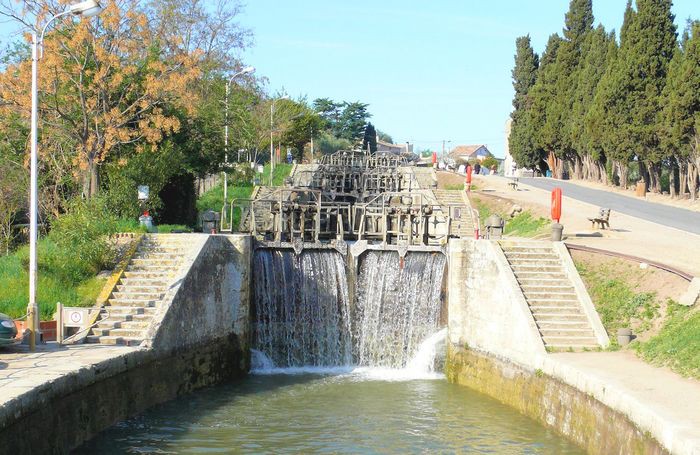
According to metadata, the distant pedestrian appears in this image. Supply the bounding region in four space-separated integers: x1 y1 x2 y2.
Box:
474 162 481 175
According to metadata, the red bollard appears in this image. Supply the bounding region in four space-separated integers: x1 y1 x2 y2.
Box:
551 187 562 223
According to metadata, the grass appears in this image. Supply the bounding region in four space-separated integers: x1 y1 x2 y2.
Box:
576 261 659 335
472 196 549 238
0 240 107 320
634 305 700 379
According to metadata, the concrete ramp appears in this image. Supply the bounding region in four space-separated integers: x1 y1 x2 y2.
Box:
499 240 609 350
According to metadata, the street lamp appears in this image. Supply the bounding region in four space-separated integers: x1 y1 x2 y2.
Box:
27 0 104 351
270 95 289 185
223 66 255 204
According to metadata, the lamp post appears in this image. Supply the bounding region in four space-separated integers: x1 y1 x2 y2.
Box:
27 0 104 351
270 95 289 185
223 66 255 204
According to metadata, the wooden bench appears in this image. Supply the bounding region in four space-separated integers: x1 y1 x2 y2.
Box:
507 178 519 190
588 208 611 229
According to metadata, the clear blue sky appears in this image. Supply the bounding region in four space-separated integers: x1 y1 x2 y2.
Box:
241 0 697 157
0 1 696 158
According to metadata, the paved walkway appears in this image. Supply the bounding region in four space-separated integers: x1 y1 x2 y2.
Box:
0 343 137 410
550 352 700 455
471 175 700 276
520 177 700 235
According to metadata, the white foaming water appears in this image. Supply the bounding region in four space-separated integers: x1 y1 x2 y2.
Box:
251 329 447 381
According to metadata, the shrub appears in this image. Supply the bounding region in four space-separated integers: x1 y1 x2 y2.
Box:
46 197 119 282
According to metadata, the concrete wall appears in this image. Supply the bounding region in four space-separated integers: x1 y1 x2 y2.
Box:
0 234 253 454
447 238 546 366
447 345 667 455
147 235 252 355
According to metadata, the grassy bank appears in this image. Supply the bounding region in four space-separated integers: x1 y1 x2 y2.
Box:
0 240 107 320
635 306 700 379
472 195 549 238
575 255 699 379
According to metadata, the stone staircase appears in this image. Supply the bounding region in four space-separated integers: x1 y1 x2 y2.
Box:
500 241 602 350
86 234 194 346
433 189 474 238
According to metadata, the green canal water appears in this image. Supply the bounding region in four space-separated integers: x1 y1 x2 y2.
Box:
76 370 584 454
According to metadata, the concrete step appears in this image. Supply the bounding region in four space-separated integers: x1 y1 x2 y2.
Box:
530 305 582 314
122 271 172 279
543 336 599 346
531 312 588 322
133 252 183 260
126 264 179 272
111 291 163 301
536 320 591 330
85 335 143 346
103 306 157 315
100 328 145 338
505 251 558 258
517 278 571 287
108 298 156 308
130 258 180 266
96 319 150 330
527 298 579 306
508 258 561 265
510 265 564 273
118 277 169 287
115 284 168 294
539 328 596 337
524 292 578 300
521 284 576 292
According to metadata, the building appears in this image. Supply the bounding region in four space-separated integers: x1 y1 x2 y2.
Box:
449 144 492 163
376 140 413 155
503 118 534 177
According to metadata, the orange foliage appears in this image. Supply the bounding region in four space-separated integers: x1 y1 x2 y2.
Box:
0 0 205 196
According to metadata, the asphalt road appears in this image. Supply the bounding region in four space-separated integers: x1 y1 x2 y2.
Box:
519 178 700 235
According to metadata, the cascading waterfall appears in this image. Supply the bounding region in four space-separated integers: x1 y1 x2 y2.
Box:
354 251 446 368
253 249 352 367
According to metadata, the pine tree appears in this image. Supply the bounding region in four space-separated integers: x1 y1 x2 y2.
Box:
509 35 541 169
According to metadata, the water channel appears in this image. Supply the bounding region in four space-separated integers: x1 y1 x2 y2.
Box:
76 369 583 454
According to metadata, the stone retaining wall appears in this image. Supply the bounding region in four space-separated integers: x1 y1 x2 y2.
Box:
446 345 667 455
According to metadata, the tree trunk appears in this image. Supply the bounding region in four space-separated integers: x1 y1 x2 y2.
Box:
689 161 699 202
82 158 100 198
548 150 564 179
639 161 649 192
615 160 628 188
669 158 678 198
572 155 583 180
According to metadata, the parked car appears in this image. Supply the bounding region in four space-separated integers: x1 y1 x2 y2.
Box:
0 313 20 347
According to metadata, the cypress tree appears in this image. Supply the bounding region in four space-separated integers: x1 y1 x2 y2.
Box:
362 122 378 153
571 25 614 182
509 35 541 170
617 0 677 191
529 33 564 175
554 0 594 179
660 21 700 199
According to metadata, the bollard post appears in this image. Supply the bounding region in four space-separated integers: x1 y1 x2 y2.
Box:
56 302 63 344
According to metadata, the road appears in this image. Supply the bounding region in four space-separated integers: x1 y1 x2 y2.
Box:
520 178 700 235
